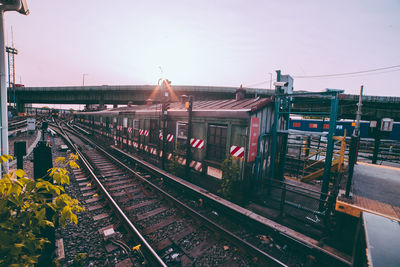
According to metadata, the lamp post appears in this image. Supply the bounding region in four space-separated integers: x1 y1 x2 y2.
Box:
82 73 88 86
0 0 29 174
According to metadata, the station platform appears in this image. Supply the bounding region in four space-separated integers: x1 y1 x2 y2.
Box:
336 162 400 221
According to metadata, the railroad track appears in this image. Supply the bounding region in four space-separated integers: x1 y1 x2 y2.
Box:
57 121 351 266
8 118 27 132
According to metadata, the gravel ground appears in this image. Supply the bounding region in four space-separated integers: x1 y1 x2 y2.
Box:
8 130 39 176
51 134 142 267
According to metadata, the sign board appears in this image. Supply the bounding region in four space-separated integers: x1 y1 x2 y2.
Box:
248 117 260 162
207 166 222 179
27 118 36 131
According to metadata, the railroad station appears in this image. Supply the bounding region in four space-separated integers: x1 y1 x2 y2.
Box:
4 72 399 266
1 1 400 266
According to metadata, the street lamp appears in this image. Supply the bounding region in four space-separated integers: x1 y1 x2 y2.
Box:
0 0 29 173
82 73 88 86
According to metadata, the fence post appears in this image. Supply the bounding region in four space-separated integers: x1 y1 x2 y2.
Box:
345 136 357 198
279 183 286 218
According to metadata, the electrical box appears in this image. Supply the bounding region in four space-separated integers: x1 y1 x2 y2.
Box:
14 141 26 157
27 118 36 131
370 121 377 128
280 75 294 94
380 118 394 132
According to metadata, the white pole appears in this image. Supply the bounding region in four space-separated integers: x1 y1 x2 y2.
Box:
0 10 9 172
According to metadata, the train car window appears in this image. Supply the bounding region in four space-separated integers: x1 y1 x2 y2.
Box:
176 122 188 152
150 119 159 144
207 124 227 161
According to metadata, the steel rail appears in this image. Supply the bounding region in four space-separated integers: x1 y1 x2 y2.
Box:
111 147 352 266
68 121 352 266
53 122 167 267
64 123 288 266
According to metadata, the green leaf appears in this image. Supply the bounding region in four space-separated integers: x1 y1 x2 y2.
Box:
55 157 65 163
15 169 26 178
43 220 54 227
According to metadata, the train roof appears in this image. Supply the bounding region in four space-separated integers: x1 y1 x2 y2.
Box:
79 97 273 119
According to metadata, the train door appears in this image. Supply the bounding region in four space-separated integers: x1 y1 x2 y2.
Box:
123 117 128 150
132 119 139 152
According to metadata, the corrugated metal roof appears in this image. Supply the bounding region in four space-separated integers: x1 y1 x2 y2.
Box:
80 97 272 115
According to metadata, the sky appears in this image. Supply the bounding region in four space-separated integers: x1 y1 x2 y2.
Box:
5 0 400 97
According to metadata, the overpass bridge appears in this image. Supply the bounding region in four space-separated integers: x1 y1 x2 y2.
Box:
9 85 400 121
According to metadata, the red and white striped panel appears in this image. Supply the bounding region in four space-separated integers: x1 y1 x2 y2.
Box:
128 140 132 146
128 127 133 133
159 132 174 142
230 145 245 158
144 145 149 152
123 139 127 144
110 124 113 129
158 151 173 160
190 138 204 149
151 148 158 156
139 129 149 136
177 157 187 166
103 123 106 127
139 143 143 150
133 142 138 149
189 161 203 172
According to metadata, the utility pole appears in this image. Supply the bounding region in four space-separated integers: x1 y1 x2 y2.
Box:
161 80 170 170
354 85 363 137
185 96 193 178
0 1 29 174
345 85 363 198
6 46 17 107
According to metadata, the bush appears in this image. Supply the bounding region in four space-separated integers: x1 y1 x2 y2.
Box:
0 154 85 266
219 156 240 201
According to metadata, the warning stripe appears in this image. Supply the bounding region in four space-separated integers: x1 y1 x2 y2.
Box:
230 145 244 158
139 129 149 136
159 132 174 142
190 138 204 149
189 161 203 172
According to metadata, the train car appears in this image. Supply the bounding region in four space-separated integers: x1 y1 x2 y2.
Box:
290 119 400 140
74 89 279 194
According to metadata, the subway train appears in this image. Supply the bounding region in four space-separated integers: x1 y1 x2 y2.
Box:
289 118 399 141
73 93 279 193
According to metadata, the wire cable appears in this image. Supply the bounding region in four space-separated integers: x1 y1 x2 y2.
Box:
244 79 275 88
293 64 400 79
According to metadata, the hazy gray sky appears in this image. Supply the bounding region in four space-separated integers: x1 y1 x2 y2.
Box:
5 0 400 96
